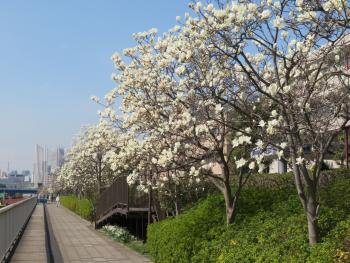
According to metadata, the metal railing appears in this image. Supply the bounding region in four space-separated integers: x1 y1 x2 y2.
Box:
95 176 149 223
0 197 37 262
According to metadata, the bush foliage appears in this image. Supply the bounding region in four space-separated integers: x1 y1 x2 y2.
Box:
101 224 148 255
61 195 94 221
147 170 350 263
102 225 135 243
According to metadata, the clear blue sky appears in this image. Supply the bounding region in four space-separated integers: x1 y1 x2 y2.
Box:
0 0 190 172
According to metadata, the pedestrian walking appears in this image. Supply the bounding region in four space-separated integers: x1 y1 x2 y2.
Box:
55 194 60 207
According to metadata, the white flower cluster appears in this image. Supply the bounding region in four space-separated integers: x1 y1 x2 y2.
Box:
232 135 252 148
58 0 350 210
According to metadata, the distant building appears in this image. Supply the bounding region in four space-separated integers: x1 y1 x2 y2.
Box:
33 144 45 186
0 170 25 185
22 170 31 182
33 145 64 186
46 147 65 185
22 170 30 177
9 170 18 177
1 171 7 178
47 147 65 172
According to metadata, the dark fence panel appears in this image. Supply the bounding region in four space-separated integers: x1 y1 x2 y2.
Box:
95 176 149 222
128 185 149 208
95 176 128 220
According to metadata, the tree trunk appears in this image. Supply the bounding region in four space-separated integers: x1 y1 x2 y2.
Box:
306 192 318 244
174 184 179 216
208 158 237 225
97 178 101 195
97 160 102 195
226 207 234 224
223 186 237 225
96 152 103 195
287 135 318 244
174 201 179 216
226 201 237 225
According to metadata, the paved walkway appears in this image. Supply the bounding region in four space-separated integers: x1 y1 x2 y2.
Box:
11 204 47 262
46 204 151 263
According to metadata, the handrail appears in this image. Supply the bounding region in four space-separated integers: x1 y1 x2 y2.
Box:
0 197 37 262
0 197 35 214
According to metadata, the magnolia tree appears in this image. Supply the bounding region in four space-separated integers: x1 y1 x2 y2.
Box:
98 25 259 225
97 0 350 244
58 151 97 197
98 124 212 216
49 168 67 196
182 0 350 244
58 122 119 198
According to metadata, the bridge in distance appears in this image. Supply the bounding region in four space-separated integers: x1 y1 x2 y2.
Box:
0 188 38 194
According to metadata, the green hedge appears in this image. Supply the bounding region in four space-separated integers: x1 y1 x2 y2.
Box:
61 195 94 221
147 194 225 262
244 168 350 189
147 170 350 263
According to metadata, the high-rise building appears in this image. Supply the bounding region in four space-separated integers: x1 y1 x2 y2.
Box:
46 147 65 185
33 144 45 186
48 147 65 172
33 145 64 186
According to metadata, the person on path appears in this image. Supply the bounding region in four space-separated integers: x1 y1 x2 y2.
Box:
55 194 60 207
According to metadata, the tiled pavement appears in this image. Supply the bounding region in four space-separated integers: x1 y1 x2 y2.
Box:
11 204 47 262
46 204 151 263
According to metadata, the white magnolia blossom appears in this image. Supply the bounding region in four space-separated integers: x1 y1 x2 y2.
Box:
232 135 252 148
273 16 284 29
215 104 223 114
271 110 278 117
258 163 266 173
256 140 264 149
190 166 200 177
261 9 271 19
280 142 287 149
259 120 266 128
277 150 284 160
58 122 120 195
235 158 247 168
248 161 256 170
296 157 304 165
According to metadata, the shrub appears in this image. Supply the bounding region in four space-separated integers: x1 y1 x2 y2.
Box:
147 194 225 263
147 171 350 263
102 225 135 243
61 195 94 221
244 168 350 189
